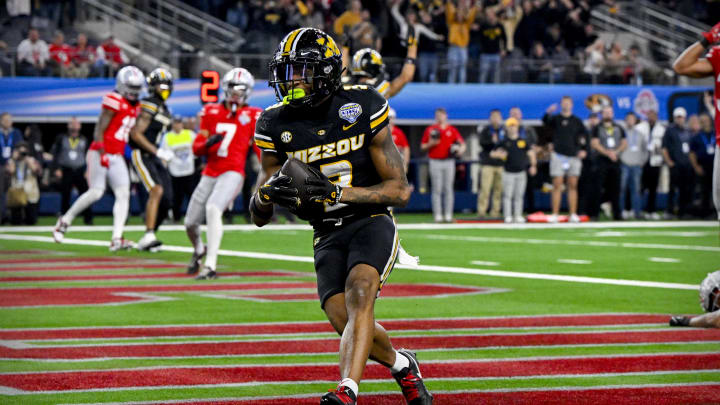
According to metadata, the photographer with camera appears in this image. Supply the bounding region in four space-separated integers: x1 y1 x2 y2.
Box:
421 107 466 223
0 112 24 224
5 141 41 225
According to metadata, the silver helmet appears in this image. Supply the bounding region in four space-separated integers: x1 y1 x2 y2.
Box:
222 67 254 105
699 270 720 312
115 65 145 102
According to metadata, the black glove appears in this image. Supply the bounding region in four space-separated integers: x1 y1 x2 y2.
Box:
669 316 691 327
306 175 342 206
258 173 299 208
205 134 224 148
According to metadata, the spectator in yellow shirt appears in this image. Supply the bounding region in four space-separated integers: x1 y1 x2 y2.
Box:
334 0 363 37
446 0 477 83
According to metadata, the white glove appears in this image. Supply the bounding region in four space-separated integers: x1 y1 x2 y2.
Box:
156 148 175 162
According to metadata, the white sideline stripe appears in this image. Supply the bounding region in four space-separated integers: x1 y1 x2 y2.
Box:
0 386 25 395
0 234 699 290
3 352 716 376
0 220 717 233
558 259 593 265
11 328 693 348
17 323 666 343
470 260 500 266
425 234 720 253
4 341 716 363
55 382 720 404
0 313 662 332
8 328 683 348
26 378 720 398
649 257 681 263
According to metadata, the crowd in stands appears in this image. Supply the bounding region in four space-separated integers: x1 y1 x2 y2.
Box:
185 0 670 84
1 0 683 84
9 27 128 78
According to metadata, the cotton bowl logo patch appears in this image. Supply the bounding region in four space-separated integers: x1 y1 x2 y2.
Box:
281 131 292 143
339 103 362 124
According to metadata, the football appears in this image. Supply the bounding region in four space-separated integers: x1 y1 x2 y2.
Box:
279 158 324 219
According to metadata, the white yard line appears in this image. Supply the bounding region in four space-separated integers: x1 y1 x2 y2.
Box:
470 260 500 266
557 259 593 265
424 234 720 252
0 234 699 290
6 328 690 348
18 377 719 398
0 220 717 233
3 352 715 375
0 313 658 331
649 257 681 263
3 341 715 362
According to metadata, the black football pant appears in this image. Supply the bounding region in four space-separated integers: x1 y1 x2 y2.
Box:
132 151 173 231
171 173 198 219
642 164 660 213
591 158 621 220
696 163 713 217
10 203 38 225
60 166 92 224
667 164 694 217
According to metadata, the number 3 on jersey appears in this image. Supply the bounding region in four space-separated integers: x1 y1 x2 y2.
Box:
320 160 352 212
215 122 237 157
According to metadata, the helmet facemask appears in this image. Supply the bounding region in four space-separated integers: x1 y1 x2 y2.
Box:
147 68 173 101
224 82 250 105
270 52 336 108
155 83 172 101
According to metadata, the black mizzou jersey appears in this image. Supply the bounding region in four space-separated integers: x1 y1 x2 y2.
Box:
255 84 391 228
129 94 172 149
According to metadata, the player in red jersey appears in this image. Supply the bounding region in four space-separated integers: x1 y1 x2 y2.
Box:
673 21 720 220
185 67 262 279
53 66 144 251
388 108 410 174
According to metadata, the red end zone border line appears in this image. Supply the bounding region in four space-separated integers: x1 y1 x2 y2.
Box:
0 283 496 307
52 384 720 405
1 353 718 392
0 314 672 340
2 329 720 359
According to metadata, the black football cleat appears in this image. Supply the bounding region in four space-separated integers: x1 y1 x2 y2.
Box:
669 316 691 327
187 249 206 275
320 385 356 405
392 349 433 405
195 266 217 280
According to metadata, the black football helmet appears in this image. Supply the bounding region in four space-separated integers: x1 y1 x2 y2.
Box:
350 48 385 83
147 67 173 101
268 28 343 108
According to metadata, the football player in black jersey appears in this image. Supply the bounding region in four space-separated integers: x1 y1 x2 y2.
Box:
129 67 176 251
250 28 433 405
342 27 417 99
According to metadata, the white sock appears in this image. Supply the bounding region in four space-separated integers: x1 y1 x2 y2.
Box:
204 204 223 270
63 188 104 224
390 350 410 373
339 378 358 398
111 186 130 240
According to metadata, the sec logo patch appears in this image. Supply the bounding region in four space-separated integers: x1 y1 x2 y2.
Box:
281 131 292 143
517 140 526 148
